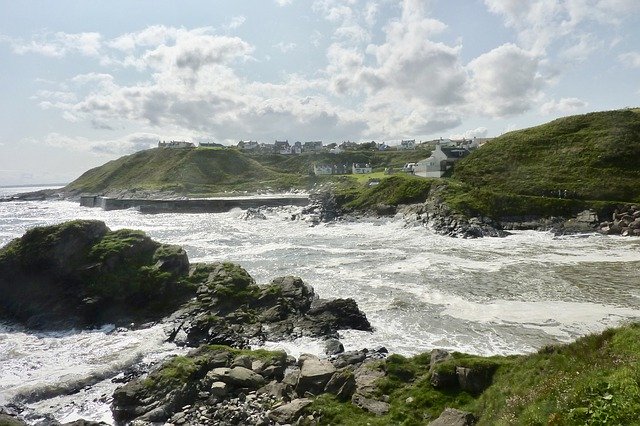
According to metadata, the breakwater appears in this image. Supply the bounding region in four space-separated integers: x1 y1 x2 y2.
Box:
80 195 309 213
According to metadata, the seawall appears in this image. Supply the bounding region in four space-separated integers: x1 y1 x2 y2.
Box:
80 195 309 213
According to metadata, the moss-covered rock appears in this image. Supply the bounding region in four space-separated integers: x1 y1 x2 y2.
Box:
0 220 195 329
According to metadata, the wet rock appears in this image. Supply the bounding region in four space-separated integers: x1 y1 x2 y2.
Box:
324 338 345 355
456 366 494 395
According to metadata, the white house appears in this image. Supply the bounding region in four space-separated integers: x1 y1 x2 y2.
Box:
303 141 324 152
413 144 470 178
237 140 259 150
352 163 372 174
400 139 416 150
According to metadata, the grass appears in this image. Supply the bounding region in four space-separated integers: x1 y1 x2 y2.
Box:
63 148 429 196
335 174 439 211
306 323 640 425
452 109 640 206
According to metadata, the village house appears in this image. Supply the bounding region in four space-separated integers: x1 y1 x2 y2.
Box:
303 141 324 152
158 140 194 149
237 140 260 150
352 163 372 174
313 163 350 175
292 141 303 154
275 140 291 154
400 139 416 150
377 142 390 151
413 143 470 178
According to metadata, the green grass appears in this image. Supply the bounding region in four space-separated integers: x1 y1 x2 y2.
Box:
453 109 640 205
306 323 640 426
336 175 439 211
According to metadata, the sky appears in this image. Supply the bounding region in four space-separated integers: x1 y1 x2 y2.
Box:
1 0 639 185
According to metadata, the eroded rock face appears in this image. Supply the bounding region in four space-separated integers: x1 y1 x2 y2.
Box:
0 220 194 329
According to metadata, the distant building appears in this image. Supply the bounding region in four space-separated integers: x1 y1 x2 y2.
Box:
313 163 351 175
303 141 324 152
275 140 291 154
158 140 195 149
378 142 390 151
292 141 303 154
237 140 260 150
413 143 470 178
199 142 223 148
313 164 334 175
352 163 372 174
400 139 416 150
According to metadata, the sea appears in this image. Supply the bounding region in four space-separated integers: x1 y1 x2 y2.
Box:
1 185 640 424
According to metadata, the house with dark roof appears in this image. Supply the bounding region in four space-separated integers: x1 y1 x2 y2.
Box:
413 143 470 178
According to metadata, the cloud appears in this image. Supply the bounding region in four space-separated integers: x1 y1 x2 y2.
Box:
273 42 297 53
2 31 102 57
540 97 588 115
467 43 543 117
450 127 489 140
619 51 640 68
484 0 640 55
38 132 160 155
224 16 246 31
275 0 293 5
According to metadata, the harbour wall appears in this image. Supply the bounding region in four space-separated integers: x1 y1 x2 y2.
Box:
80 195 309 213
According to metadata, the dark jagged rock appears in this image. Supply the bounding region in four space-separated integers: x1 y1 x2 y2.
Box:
0 220 194 329
166 265 372 347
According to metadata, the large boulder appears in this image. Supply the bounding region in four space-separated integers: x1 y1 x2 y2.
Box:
0 220 194 329
295 355 337 396
268 398 312 424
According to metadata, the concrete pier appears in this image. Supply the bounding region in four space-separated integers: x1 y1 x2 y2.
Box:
80 195 309 213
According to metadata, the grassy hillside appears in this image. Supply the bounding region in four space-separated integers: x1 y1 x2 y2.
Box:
64 147 428 196
453 109 640 202
309 323 640 425
65 148 304 195
441 109 640 219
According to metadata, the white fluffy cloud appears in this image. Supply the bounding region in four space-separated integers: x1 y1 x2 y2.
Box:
540 97 588 115
467 44 543 117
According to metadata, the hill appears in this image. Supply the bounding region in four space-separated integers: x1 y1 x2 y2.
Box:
445 109 640 219
63 147 428 196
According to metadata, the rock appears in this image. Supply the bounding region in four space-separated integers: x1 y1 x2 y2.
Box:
352 361 385 398
351 394 390 415
241 208 267 220
456 366 494 395
210 381 228 397
267 398 312 424
428 408 476 426
270 276 317 312
231 355 253 369
324 369 357 401
207 366 266 389
0 413 28 426
429 349 452 374
305 298 372 334
0 220 195 329
332 350 367 368
296 356 337 396
257 380 293 401
324 338 345 355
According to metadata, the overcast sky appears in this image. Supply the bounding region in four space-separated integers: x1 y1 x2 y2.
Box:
1 0 639 185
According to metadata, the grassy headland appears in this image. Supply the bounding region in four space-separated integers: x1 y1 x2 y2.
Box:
63 147 427 196
447 108 640 219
